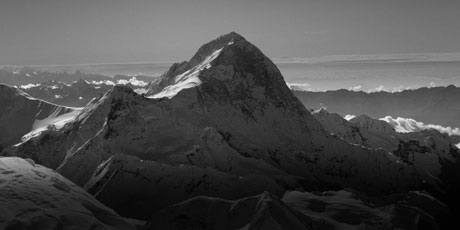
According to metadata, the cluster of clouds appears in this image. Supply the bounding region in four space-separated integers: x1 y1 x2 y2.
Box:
286 83 312 91
380 116 460 136
19 83 40 89
348 85 363 91
287 82 443 93
344 114 356 121
90 77 148 87
348 82 437 93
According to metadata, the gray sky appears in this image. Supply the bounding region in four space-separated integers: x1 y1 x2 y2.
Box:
1 0 459 65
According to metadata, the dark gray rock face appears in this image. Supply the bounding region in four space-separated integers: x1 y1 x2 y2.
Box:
0 84 76 147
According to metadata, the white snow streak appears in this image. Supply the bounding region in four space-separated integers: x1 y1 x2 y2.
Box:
150 48 224 99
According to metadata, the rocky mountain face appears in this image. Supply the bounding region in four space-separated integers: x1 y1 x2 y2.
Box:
294 86 460 128
0 84 80 148
148 189 447 230
147 192 317 230
313 109 458 188
0 157 134 230
2 33 459 228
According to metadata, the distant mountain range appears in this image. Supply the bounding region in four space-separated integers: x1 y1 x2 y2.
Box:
3 67 460 131
294 86 460 128
0 67 156 86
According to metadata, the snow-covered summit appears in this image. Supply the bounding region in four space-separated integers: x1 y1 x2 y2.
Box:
146 32 245 98
147 31 298 111
189 32 245 66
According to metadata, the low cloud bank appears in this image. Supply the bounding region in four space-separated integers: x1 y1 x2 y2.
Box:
380 116 460 136
344 115 356 121
287 83 312 91
348 85 362 91
19 83 40 89
90 77 148 87
347 82 438 93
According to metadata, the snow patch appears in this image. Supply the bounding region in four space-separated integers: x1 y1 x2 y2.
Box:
150 48 224 99
0 157 133 229
17 108 82 145
134 88 148 95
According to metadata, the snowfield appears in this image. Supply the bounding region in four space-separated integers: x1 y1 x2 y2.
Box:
149 47 224 99
18 108 82 145
0 157 134 229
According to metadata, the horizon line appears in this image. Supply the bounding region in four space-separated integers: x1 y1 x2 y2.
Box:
2 51 460 67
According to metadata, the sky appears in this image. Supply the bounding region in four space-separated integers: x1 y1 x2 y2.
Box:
1 0 460 65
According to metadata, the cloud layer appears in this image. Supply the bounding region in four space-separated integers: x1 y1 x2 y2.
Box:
344 115 356 121
90 77 148 87
380 116 460 136
346 82 438 93
286 83 312 91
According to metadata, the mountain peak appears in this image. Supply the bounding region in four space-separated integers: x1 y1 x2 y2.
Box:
0 83 14 93
72 79 91 89
313 108 329 115
189 32 246 66
0 83 34 102
146 32 309 117
220 31 245 41
111 84 135 96
350 114 396 134
146 33 247 98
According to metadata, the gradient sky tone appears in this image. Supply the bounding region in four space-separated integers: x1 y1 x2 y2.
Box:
1 0 460 65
